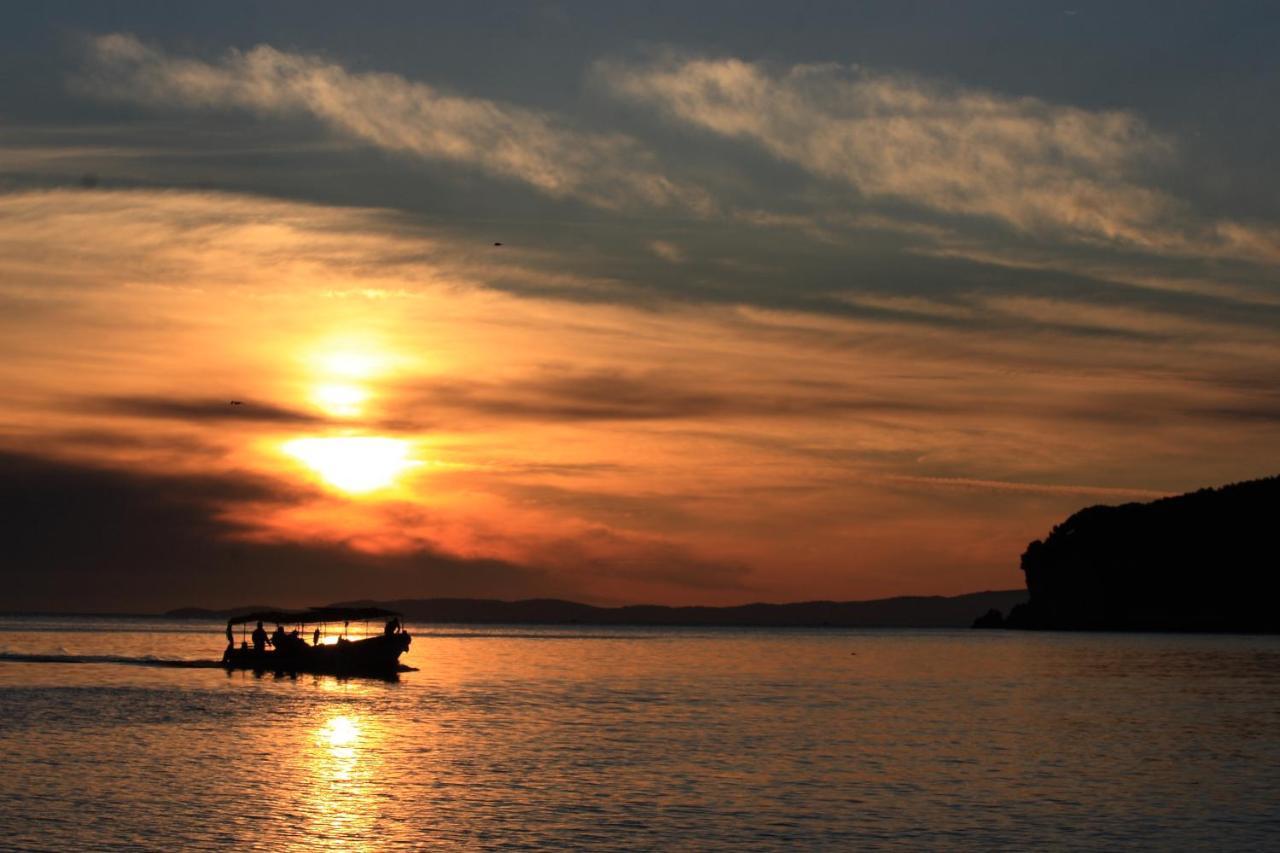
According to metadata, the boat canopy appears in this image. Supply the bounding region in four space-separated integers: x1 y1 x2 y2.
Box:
227 606 401 626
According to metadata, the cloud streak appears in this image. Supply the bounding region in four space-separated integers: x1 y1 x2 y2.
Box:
95 396 327 425
72 35 1280 276
80 34 710 212
603 57 1169 238
884 474 1170 500
602 55 1280 264
401 369 952 424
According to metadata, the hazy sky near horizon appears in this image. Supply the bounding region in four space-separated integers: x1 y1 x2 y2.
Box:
3 2 1279 610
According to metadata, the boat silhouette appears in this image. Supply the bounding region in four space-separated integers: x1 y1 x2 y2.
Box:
222 606 411 677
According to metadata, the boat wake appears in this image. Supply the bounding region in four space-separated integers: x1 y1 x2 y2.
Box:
0 652 224 669
0 651 420 674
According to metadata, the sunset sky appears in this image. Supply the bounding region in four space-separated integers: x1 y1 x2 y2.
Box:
3 2 1279 611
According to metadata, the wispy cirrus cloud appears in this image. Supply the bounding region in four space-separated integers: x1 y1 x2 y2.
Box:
93 395 328 425
72 34 1280 281
601 55 1280 265
395 368 956 425
79 33 711 213
883 474 1169 500
601 56 1170 238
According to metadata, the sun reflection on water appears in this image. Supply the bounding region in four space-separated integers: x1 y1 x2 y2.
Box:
299 710 385 849
323 715 360 750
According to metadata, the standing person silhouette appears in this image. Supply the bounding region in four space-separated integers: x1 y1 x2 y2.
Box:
313 627 321 646
223 621 236 662
251 621 268 654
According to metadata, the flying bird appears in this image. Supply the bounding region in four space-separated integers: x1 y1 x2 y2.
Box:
229 400 243 405
493 242 503 246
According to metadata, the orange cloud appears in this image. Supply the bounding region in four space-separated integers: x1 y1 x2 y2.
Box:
2 188 1278 604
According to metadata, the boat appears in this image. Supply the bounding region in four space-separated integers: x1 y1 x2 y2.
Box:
222 606 412 677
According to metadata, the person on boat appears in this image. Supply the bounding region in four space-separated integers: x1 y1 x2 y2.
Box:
251 621 268 654
272 623 287 652
313 627 321 646
384 616 401 636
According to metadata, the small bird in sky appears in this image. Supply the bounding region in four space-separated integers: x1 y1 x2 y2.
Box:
493 241 503 246
229 400 243 405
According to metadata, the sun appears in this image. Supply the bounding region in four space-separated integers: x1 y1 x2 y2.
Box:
311 345 387 379
283 436 418 494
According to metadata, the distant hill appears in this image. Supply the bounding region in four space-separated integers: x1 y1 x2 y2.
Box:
163 605 278 619
315 590 1027 628
988 475 1279 632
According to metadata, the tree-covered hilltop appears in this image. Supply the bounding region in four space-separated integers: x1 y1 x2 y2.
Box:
997 476 1280 632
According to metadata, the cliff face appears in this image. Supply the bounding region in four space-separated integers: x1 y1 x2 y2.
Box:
1006 476 1280 632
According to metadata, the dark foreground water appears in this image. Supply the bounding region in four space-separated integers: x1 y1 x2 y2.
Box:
0 617 1277 850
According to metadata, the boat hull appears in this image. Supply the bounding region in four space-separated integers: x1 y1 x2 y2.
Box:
223 632 411 677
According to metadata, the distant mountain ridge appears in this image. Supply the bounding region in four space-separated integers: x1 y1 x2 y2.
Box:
166 590 1027 628
164 605 278 619
990 475 1280 632
326 590 1026 628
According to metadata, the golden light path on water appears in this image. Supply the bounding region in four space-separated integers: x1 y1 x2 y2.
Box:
301 711 381 848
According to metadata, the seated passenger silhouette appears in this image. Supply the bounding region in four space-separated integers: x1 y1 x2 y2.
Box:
384 617 401 636
251 621 268 654
272 624 287 652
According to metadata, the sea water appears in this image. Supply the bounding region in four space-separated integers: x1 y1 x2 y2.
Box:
0 616 1277 850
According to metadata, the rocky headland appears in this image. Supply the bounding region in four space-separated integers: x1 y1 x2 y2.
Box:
977 475 1279 632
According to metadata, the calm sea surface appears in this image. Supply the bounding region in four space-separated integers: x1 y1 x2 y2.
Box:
0 617 1277 851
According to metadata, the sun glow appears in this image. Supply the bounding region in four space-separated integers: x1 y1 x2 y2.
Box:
313 347 386 379
283 436 418 494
